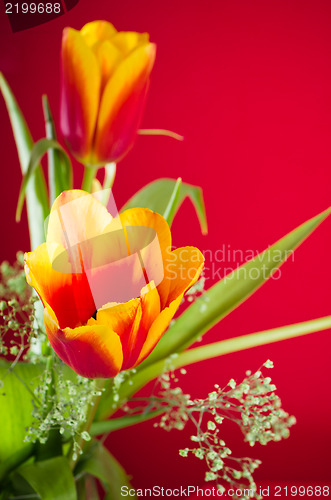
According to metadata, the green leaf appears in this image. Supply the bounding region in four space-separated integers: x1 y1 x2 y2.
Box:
90 409 164 437
143 206 331 365
121 178 208 234
18 456 77 500
0 360 44 461
42 95 72 204
16 138 72 222
75 442 134 500
0 72 49 249
97 207 331 420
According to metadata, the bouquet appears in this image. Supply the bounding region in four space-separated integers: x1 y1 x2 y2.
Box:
0 20 330 500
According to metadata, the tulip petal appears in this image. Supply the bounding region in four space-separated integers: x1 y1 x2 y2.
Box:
134 248 204 365
93 43 156 163
165 247 205 306
133 294 182 367
110 31 150 56
44 306 123 378
25 243 96 329
80 21 117 48
60 28 101 160
95 40 122 91
47 190 112 251
119 208 173 307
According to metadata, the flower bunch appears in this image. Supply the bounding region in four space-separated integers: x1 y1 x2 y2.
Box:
0 17 330 500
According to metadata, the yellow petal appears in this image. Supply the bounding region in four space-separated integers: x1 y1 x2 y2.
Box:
47 190 112 251
110 31 150 56
94 40 123 90
61 28 101 160
80 21 117 48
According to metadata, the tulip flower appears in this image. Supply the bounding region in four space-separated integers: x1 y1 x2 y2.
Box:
60 21 156 166
24 191 204 378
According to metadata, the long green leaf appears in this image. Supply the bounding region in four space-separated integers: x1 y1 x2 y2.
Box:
18 456 77 500
121 178 208 234
75 442 134 500
0 360 44 461
97 207 330 419
143 206 331 366
42 95 72 204
16 138 72 221
0 72 49 249
97 315 331 421
90 409 164 436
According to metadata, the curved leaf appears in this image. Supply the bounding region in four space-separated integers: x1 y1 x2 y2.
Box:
0 72 49 249
75 442 134 500
42 95 73 204
0 360 44 461
18 456 77 500
90 409 164 436
16 138 72 221
121 178 208 234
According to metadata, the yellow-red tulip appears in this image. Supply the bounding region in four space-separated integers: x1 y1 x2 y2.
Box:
24 191 204 378
60 21 156 165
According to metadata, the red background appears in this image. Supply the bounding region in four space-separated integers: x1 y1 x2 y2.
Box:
0 0 330 494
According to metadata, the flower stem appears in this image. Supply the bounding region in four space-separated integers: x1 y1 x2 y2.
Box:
81 165 98 192
68 378 105 470
103 162 116 190
96 315 331 420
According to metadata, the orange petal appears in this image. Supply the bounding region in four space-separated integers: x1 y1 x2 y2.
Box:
60 28 101 160
134 249 203 366
44 306 123 378
25 243 96 329
95 298 142 369
80 21 117 48
133 293 182 367
165 247 204 306
93 43 156 163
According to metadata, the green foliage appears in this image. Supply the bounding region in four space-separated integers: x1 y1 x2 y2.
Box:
121 177 208 234
0 359 44 461
0 72 49 250
97 207 331 420
42 95 73 204
16 138 72 221
75 441 135 500
18 456 77 500
143 206 331 366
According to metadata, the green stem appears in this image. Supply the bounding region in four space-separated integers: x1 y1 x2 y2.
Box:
81 166 98 192
68 379 105 470
103 162 116 191
90 408 164 436
96 315 331 420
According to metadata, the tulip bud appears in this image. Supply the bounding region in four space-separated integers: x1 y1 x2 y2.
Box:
60 21 156 166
